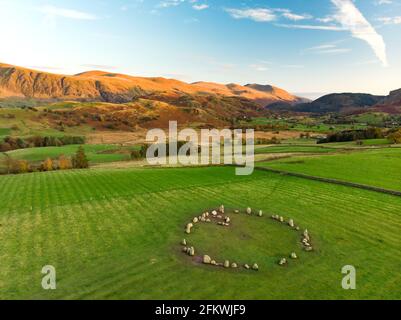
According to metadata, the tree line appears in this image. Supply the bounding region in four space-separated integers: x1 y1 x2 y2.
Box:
0 135 85 152
317 128 384 144
3 146 89 175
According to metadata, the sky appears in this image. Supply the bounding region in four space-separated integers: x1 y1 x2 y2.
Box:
0 0 400 98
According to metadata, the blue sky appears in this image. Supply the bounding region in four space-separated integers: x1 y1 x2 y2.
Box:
0 0 400 98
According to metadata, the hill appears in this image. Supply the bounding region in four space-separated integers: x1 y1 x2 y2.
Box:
269 93 385 113
373 88 401 113
0 63 301 107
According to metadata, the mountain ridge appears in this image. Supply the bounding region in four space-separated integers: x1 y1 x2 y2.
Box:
0 63 303 106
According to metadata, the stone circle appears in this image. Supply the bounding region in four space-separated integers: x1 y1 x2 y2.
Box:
181 206 315 272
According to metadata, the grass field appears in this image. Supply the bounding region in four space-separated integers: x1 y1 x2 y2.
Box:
258 147 401 191
255 145 337 154
5 144 139 164
0 166 400 299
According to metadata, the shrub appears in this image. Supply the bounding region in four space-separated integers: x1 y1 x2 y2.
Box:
131 150 143 160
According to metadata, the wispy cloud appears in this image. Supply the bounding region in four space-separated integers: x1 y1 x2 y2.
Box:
331 0 388 66
303 43 351 55
377 16 401 24
277 23 345 31
225 7 312 23
225 8 276 22
376 0 393 5
39 5 98 20
158 0 186 8
276 9 312 21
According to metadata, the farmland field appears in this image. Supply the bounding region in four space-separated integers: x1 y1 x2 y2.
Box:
5 144 139 164
0 166 400 300
258 147 401 191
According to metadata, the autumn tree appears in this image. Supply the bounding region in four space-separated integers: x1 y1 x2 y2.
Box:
72 146 89 169
58 155 72 170
41 158 54 171
388 129 401 144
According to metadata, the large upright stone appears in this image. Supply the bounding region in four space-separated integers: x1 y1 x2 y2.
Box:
203 255 212 264
246 207 252 215
185 223 193 234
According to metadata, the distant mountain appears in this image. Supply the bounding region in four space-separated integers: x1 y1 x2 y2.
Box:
269 93 385 113
0 63 301 107
244 83 308 105
375 88 401 107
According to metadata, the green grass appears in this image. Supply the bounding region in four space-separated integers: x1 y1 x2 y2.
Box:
243 117 366 133
0 166 400 299
189 211 302 266
258 147 401 191
5 144 138 164
0 127 11 137
255 145 336 154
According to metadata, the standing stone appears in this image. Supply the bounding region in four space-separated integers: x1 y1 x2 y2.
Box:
244 264 250 269
182 247 188 253
203 255 212 264
193 217 199 223
212 210 218 216
279 216 284 223
258 210 263 217
303 229 310 241
279 258 287 266
211 260 217 265
225 217 231 223
290 252 298 259
224 260 230 268
234 210 239 214
181 239 187 246
288 219 295 228
185 223 193 234
246 207 252 215
188 247 195 256
252 264 259 271
305 246 313 252
220 205 225 214
231 263 238 268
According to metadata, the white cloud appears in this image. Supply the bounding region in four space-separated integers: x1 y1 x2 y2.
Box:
304 43 351 55
331 0 388 66
277 23 345 31
225 7 313 23
225 8 276 22
193 4 209 11
158 0 185 8
376 0 393 5
377 16 401 24
39 5 97 20
276 9 313 21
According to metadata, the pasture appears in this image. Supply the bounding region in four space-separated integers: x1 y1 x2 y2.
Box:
0 166 400 299
258 147 401 191
5 144 138 164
